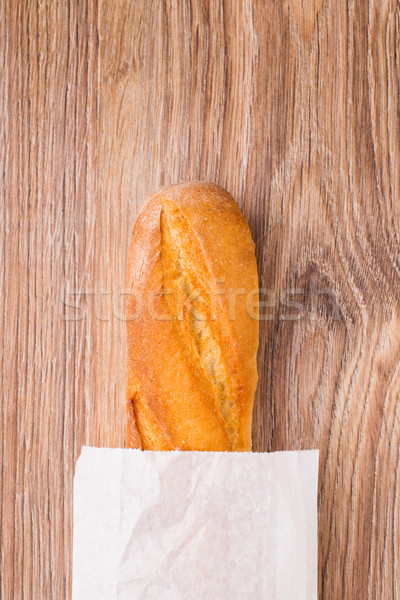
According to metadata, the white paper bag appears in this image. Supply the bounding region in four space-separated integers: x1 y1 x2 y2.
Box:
73 447 318 600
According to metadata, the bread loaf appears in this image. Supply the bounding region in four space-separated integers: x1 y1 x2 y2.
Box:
126 182 259 451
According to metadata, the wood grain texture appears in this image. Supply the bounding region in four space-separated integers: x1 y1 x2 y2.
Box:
0 1 98 599
1 0 399 598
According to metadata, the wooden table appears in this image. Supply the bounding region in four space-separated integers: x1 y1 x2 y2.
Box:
1 1 399 598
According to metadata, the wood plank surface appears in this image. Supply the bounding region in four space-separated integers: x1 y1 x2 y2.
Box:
1 1 399 598
0 2 98 598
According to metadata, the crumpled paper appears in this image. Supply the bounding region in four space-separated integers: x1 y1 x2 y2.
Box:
73 447 318 600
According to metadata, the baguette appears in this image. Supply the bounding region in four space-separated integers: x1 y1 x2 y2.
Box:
126 182 259 451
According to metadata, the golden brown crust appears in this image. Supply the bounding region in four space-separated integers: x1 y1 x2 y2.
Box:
126 182 259 451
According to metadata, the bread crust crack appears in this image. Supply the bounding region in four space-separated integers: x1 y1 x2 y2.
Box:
160 199 240 450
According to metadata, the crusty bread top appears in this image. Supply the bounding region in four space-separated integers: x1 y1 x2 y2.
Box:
126 182 259 451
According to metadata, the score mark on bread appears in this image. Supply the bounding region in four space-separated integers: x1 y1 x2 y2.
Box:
160 199 240 449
